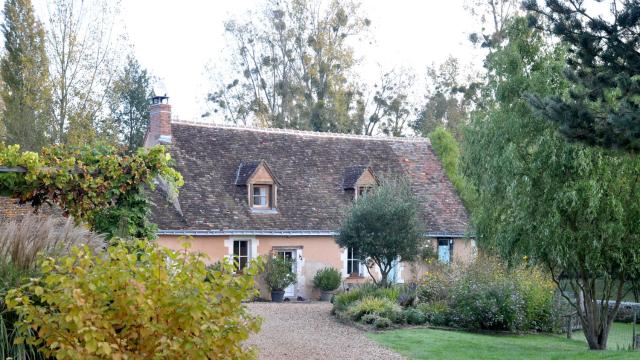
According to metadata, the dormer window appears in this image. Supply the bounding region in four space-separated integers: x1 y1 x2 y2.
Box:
343 165 379 200
357 186 373 197
252 184 271 208
235 160 280 212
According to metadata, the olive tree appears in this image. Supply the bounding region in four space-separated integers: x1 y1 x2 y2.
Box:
336 178 422 287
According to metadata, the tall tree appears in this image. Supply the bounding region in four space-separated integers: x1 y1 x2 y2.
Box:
108 56 152 152
206 0 370 133
412 57 479 139
463 17 640 350
45 0 124 146
524 0 640 151
0 0 53 151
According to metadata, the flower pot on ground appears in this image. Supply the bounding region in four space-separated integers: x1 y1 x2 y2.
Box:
313 267 342 301
264 256 296 302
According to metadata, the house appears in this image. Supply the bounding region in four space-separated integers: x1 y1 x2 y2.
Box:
146 95 473 299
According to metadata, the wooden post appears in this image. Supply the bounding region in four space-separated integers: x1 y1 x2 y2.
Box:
566 315 572 339
633 309 637 350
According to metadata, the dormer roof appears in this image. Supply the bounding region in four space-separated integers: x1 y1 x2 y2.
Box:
235 160 280 186
343 166 378 189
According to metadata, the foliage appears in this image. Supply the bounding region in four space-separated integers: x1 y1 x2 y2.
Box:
313 267 342 292
0 0 53 152
337 178 422 287
397 283 417 308
417 270 450 303
107 55 153 153
347 296 401 321
449 262 526 332
513 265 557 332
403 308 427 325
6 241 262 359
361 313 380 325
263 255 296 291
0 214 104 360
0 214 104 272
45 0 125 146
332 283 401 312
0 143 183 237
207 0 370 133
428 126 476 209
413 56 479 139
373 316 392 329
91 186 157 241
463 16 640 349
416 301 449 326
524 0 640 151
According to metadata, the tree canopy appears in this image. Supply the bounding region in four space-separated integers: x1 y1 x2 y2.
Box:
463 16 640 350
524 0 640 151
336 178 422 287
0 0 53 152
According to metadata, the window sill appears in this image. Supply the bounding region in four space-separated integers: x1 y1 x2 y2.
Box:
250 208 278 214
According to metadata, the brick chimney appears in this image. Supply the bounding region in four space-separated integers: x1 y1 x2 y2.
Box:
144 94 172 147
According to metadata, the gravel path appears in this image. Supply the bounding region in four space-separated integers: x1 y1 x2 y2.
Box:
246 302 404 360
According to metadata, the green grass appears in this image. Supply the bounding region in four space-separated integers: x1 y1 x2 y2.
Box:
369 323 639 360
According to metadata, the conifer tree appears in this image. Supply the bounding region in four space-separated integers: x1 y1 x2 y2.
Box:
524 0 640 151
0 0 53 151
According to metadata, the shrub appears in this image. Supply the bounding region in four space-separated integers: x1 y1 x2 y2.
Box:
404 308 427 325
361 313 379 324
397 283 417 308
417 270 450 303
347 297 401 321
417 301 449 326
0 215 105 359
381 306 406 324
373 317 392 329
333 290 362 312
6 241 262 359
264 256 296 291
313 267 342 292
332 284 400 312
448 257 525 331
513 265 557 331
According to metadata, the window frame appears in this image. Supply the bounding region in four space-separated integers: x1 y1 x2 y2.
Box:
251 184 271 208
437 238 454 264
233 239 250 272
346 247 362 277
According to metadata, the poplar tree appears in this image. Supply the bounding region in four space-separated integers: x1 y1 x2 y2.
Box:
0 0 53 151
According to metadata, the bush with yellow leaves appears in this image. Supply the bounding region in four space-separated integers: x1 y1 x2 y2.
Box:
6 240 262 359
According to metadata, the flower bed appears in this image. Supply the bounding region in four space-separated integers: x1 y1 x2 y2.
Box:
332 257 561 332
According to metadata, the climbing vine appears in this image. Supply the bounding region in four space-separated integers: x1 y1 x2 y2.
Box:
0 143 183 236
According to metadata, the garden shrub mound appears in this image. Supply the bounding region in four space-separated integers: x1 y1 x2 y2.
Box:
6 241 262 359
332 257 558 332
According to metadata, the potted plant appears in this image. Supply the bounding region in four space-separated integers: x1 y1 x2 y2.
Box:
313 267 342 301
264 256 296 302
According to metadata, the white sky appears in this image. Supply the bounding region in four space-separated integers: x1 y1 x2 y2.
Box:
120 0 482 120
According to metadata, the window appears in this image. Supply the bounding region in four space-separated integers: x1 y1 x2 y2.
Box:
252 185 271 208
357 186 373 197
233 240 249 272
347 247 361 276
438 238 453 264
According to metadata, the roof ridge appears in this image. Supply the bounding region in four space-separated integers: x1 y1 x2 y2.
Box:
172 120 430 143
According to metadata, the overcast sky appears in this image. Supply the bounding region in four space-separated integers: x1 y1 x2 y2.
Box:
119 0 481 121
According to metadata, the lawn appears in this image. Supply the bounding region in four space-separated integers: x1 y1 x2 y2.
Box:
369 323 638 360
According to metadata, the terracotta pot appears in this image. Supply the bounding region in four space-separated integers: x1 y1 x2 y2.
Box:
271 290 285 302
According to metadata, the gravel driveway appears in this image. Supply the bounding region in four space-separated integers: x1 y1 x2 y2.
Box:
246 302 404 360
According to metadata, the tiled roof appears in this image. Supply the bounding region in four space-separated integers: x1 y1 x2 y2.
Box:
234 161 261 185
149 122 470 234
